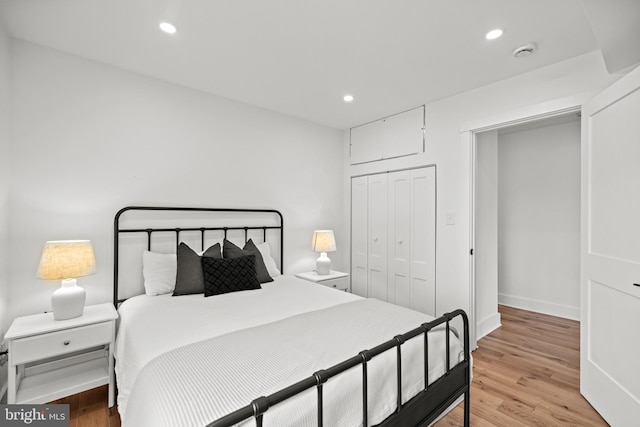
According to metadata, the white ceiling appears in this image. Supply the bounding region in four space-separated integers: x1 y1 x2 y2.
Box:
0 0 605 129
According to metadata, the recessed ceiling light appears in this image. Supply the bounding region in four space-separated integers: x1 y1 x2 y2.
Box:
343 95 354 102
485 29 503 40
159 22 177 34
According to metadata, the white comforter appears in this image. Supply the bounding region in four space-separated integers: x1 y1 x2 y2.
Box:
115 276 463 426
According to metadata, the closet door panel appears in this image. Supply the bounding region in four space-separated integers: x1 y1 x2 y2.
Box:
388 171 412 308
351 176 369 297
368 174 388 301
411 168 436 316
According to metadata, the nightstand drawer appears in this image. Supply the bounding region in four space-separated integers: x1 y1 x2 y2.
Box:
296 271 350 292
320 277 349 291
11 322 112 365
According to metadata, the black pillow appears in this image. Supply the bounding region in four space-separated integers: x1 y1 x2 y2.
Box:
173 242 222 296
223 239 273 283
202 255 261 297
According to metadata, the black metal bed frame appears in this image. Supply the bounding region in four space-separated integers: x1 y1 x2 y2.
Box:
113 206 470 427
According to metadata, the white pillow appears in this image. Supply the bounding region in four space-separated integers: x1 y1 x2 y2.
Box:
256 242 281 277
142 251 177 295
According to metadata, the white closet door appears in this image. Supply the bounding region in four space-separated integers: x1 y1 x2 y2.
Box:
368 174 388 301
410 167 436 316
388 171 412 308
351 176 369 297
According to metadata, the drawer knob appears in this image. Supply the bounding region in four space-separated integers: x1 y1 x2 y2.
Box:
63 340 70 346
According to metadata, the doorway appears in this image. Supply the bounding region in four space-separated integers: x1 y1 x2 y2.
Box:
460 95 588 348
474 113 581 340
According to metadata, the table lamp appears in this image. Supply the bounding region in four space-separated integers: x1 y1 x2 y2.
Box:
312 230 336 275
37 240 96 320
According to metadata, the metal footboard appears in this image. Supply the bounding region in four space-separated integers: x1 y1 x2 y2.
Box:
207 309 470 427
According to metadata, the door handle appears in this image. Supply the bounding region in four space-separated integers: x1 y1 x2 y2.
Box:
634 283 640 287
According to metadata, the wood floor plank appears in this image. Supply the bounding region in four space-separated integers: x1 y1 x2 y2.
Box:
57 305 608 426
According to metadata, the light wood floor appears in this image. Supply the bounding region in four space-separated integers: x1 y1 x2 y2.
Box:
434 305 608 427
54 305 608 426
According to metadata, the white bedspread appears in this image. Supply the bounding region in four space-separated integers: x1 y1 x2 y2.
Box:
115 276 361 416
116 276 463 426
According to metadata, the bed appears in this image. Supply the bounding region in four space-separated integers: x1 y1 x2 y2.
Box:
113 206 470 427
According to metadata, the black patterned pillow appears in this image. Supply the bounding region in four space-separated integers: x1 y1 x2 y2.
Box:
202 255 261 297
173 242 222 296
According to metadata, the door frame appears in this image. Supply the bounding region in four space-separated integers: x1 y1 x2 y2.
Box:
459 92 593 348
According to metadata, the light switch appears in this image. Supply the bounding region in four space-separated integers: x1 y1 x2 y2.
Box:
446 212 455 225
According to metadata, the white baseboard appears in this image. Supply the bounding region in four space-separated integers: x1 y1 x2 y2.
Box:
498 293 580 320
477 312 501 340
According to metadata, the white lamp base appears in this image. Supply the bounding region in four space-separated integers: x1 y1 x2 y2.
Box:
316 252 331 275
51 278 86 320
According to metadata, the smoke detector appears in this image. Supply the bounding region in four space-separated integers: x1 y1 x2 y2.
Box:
513 43 537 58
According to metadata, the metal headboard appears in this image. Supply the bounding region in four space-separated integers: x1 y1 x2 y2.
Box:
113 206 284 306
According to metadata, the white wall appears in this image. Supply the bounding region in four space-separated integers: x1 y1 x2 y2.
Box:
8 40 345 320
498 120 581 319
344 51 618 319
0 24 10 337
0 22 10 398
475 130 500 338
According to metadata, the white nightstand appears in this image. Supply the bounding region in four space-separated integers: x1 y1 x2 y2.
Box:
295 270 350 291
4 302 118 407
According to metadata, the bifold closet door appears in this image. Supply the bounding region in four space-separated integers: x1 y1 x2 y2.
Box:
388 171 411 307
351 176 368 297
388 168 436 316
367 174 388 301
410 167 436 316
351 167 436 314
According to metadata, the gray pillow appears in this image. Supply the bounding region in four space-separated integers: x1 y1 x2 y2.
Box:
223 239 273 283
173 242 222 296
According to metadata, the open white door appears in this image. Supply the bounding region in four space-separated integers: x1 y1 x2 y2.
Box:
581 65 640 425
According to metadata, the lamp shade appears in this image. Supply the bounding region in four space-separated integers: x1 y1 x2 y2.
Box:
312 230 336 253
37 240 96 280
